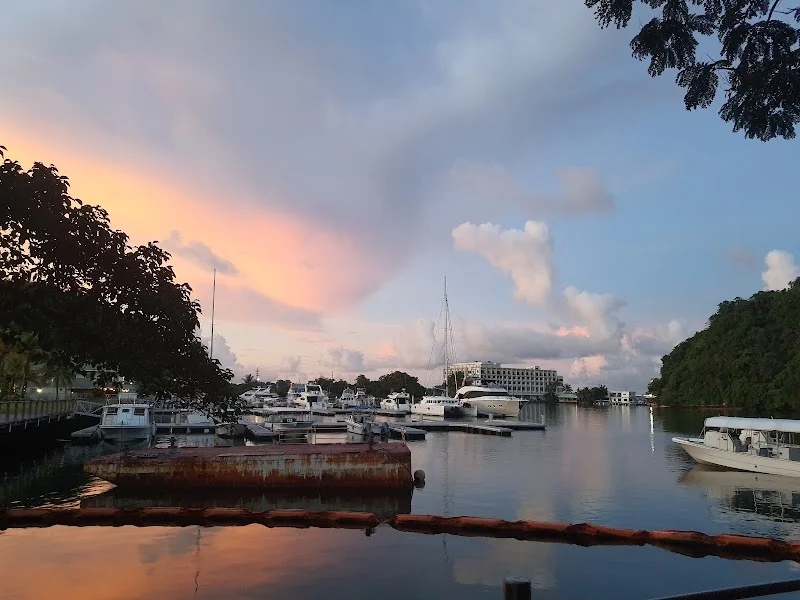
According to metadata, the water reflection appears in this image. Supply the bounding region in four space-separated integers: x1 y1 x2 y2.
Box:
679 465 800 532
81 488 413 520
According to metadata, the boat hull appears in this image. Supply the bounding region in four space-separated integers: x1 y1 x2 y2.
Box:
100 425 154 444
380 401 411 414
472 398 521 418
673 437 800 478
411 404 445 417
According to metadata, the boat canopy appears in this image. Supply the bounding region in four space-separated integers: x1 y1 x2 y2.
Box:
705 416 800 434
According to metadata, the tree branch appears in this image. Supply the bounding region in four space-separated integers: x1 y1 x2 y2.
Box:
768 0 783 20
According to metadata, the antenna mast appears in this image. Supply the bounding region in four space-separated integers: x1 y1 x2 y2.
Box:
443 276 449 395
209 268 216 360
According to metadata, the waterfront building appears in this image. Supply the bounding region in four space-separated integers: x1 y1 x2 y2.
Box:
445 361 563 401
609 390 637 405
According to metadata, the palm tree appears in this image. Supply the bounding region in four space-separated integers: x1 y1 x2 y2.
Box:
242 374 256 386
42 362 75 400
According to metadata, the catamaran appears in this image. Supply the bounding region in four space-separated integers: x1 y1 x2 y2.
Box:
673 416 800 478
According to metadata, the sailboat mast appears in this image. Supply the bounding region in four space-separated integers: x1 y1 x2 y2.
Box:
209 268 216 360
443 276 449 396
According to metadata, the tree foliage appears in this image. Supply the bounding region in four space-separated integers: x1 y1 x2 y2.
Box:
585 0 800 140
576 385 610 405
0 146 235 411
651 278 800 411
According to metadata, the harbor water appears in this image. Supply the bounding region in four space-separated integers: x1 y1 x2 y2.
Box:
2 404 800 599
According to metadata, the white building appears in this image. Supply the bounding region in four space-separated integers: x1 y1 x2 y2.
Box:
445 361 563 401
609 390 637 405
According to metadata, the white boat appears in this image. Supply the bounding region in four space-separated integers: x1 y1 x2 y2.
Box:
353 387 375 407
240 386 280 408
673 416 800 478
380 390 412 414
454 381 520 417
99 393 155 445
340 388 358 408
295 382 329 410
266 408 314 438
215 421 247 438
345 412 390 437
411 395 465 418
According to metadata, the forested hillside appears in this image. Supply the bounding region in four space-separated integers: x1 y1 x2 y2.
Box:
650 279 800 411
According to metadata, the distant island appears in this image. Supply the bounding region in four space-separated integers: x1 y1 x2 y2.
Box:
649 279 800 411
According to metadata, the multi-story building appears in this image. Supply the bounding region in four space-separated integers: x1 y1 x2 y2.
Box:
609 390 637 405
444 361 563 401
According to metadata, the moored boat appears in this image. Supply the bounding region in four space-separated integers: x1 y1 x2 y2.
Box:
99 393 155 445
673 416 800 478
345 412 390 437
454 381 520 417
380 390 412 414
266 407 314 439
411 396 464 418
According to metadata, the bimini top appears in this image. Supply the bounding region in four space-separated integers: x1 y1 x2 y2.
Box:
705 416 800 434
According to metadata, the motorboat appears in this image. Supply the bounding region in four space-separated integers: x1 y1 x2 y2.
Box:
215 421 247 438
265 408 314 439
454 381 521 417
410 395 464 418
99 393 155 445
294 382 329 410
673 416 800 478
353 387 375 408
345 412 390 437
240 386 280 408
340 388 358 408
380 390 412 414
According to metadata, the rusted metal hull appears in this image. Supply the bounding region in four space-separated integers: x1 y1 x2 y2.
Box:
84 443 412 490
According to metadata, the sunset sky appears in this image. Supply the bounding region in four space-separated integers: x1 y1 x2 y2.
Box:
2 1 797 390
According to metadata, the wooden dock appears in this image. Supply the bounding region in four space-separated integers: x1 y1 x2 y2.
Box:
406 420 515 436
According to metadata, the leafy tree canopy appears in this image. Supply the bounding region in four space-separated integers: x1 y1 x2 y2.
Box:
650 278 800 411
0 146 235 412
585 0 800 140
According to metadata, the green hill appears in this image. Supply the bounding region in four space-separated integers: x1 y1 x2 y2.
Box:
650 279 800 411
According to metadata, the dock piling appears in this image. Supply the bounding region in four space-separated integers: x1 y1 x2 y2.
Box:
503 576 531 600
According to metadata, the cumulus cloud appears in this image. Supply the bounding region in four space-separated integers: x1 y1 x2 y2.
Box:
201 333 246 378
324 346 366 374
561 286 625 341
453 221 553 305
762 250 799 291
449 162 614 217
162 230 239 275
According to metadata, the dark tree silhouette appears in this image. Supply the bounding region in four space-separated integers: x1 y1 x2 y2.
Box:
586 0 800 140
0 145 236 413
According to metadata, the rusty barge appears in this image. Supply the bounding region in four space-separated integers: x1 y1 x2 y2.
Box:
84 443 413 490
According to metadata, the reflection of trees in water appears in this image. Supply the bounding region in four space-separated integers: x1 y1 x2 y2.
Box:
0 443 110 508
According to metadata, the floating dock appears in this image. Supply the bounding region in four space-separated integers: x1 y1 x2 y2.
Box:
244 423 280 441
406 421 518 436
84 442 413 490
387 424 426 441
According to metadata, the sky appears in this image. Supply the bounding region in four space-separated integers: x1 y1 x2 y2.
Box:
1 0 797 391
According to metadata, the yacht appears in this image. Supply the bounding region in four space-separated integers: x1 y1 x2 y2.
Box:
294 382 329 410
340 388 358 408
99 393 155 445
380 390 412 414
240 386 280 408
673 416 800 478
345 412 390 437
454 381 521 418
353 387 375 408
411 395 464 418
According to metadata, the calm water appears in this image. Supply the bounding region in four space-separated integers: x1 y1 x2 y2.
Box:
2 405 800 599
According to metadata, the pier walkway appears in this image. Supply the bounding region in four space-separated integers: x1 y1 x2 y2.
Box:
0 399 78 433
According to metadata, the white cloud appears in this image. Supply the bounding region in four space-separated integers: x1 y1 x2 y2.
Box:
561 286 625 341
449 162 614 217
323 346 367 374
452 221 553 305
762 250 799 291
162 230 239 276
202 333 246 378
